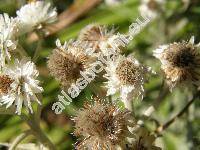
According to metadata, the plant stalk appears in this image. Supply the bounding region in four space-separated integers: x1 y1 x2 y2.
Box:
9 130 31 150
21 115 56 150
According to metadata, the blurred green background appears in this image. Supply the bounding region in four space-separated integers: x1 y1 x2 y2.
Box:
0 0 200 149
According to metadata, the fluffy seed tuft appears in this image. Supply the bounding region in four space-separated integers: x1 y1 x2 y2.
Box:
154 37 200 89
47 40 90 88
73 98 135 149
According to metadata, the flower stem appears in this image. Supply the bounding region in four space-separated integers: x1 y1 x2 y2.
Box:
21 115 56 150
153 80 169 108
35 93 43 122
32 30 44 62
8 130 31 150
143 80 169 119
17 44 28 57
155 92 199 134
124 99 133 111
33 38 43 63
123 99 135 117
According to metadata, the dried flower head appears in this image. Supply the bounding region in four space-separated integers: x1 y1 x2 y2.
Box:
105 55 152 103
0 58 43 115
153 36 200 90
47 39 91 88
130 127 161 150
139 0 165 19
78 24 114 54
73 99 135 149
0 13 19 67
16 1 57 33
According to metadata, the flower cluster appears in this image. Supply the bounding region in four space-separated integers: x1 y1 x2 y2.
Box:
0 1 57 114
49 24 152 104
47 22 165 149
0 0 198 149
48 21 200 149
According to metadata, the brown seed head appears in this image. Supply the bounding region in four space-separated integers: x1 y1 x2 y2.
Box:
0 75 13 94
116 60 142 85
74 99 134 149
47 46 88 87
164 43 198 68
155 40 200 89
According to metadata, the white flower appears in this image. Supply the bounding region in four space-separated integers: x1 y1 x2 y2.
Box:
16 1 57 33
139 0 165 19
0 13 19 67
104 55 152 103
0 58 43 115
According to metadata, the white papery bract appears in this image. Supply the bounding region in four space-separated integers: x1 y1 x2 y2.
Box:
0 13 19 67
16 1 57 33
0 58 43 115
104 55 151 103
